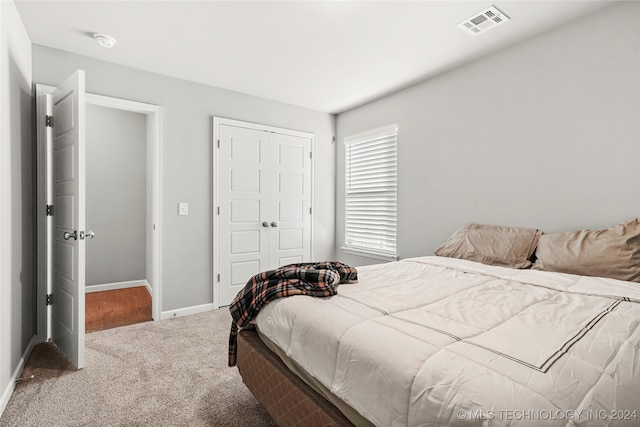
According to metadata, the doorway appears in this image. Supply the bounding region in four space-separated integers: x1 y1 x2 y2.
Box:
36 84 163 363
84 103 151 331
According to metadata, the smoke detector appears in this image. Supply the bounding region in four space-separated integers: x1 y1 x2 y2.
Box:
93 33 117 48
458 6 510 36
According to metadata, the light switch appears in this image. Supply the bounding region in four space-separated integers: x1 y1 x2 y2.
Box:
178 202 189 216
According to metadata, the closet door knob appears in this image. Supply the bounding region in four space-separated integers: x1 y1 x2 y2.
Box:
270 221 278 227
262 221 270 227
63 231 77 240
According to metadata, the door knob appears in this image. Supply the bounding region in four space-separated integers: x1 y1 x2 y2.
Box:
86 230 95 239
262 221 269 227
63 231 77 240
270 221 278 227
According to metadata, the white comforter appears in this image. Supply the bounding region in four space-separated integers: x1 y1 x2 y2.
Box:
255 256 640 426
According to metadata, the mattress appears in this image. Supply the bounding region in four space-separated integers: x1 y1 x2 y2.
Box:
255 256 640 426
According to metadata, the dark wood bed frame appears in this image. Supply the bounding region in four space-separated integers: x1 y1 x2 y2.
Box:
237 329 354 427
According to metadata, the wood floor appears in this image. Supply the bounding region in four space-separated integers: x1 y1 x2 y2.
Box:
85 286 152 332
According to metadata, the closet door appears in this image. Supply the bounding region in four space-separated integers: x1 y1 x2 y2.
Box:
269 132 311 268
216 120 313 307
218 124 271 305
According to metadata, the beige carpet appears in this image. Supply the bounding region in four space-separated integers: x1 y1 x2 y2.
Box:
1 308 276 426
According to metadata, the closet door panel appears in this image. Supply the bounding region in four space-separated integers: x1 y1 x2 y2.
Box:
269 133 311 268
218 125 270 305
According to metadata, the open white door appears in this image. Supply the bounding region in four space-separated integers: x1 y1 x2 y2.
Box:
50 70 86 369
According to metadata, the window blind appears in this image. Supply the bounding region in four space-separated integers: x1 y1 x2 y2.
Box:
343 125 397 259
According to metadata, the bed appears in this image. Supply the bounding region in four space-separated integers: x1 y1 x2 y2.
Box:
234 221 640 426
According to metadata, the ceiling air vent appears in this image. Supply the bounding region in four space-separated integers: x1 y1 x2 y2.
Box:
458 5 510 36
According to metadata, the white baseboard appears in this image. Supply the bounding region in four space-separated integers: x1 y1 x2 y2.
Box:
0 334 37 417
161 303 214 320
85 279 151 295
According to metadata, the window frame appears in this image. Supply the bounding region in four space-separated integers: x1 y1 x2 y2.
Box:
341 124 398 261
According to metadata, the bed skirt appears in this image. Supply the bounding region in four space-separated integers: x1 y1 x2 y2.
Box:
237 328 354 427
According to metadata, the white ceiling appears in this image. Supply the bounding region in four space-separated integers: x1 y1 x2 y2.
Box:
15 0 616 114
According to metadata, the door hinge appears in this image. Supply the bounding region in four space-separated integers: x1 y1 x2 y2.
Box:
46 294 54 306
309 151 313 159
309 207 312 215
217 274 221 282
217 206 220 215
217 139 220 148
46 115 54 128
46 204 54 216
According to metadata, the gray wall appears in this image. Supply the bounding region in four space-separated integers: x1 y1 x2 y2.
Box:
336 1 640 266
86 104 147 286
0 0 34 411
32 45 336 312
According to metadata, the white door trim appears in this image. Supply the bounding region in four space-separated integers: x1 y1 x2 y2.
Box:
36 86 163 342
36 85 52 343
212 117 316 308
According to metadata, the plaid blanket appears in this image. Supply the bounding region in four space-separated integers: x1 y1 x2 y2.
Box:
228 261 358 366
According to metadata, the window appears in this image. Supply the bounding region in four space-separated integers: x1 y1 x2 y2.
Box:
342 125 398 260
